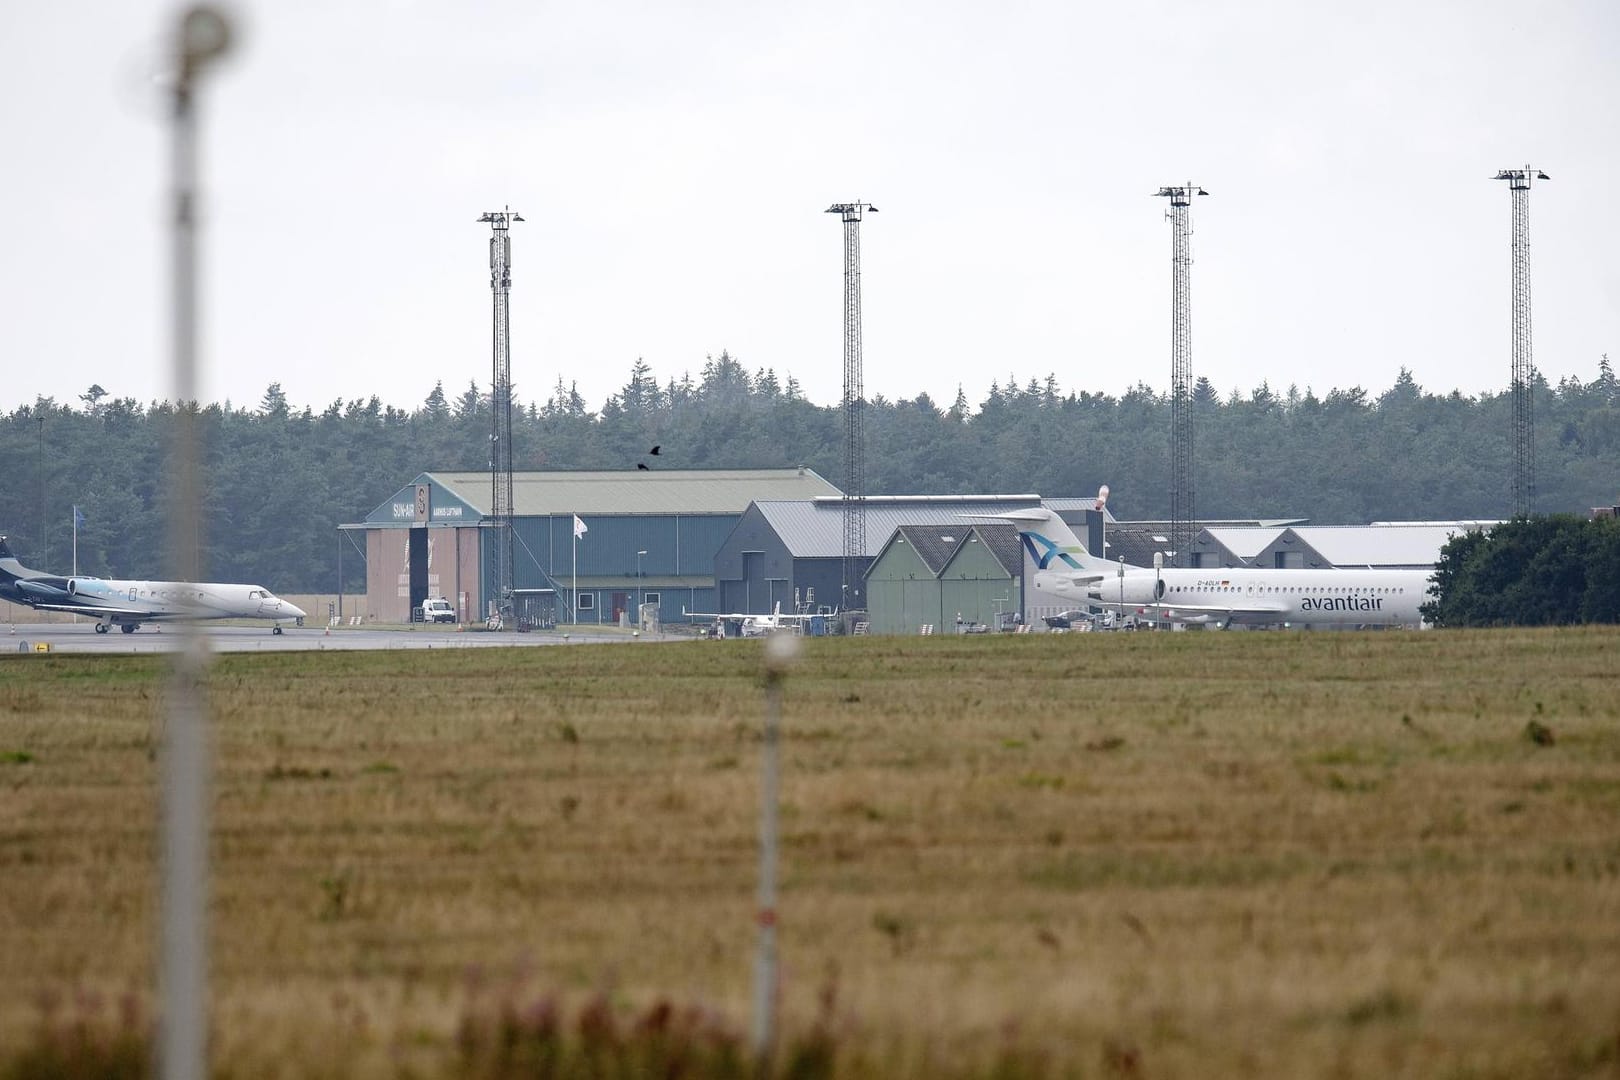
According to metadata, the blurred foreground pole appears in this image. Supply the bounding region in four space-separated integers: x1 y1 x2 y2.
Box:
162 8 232 1080
752 633 800 1062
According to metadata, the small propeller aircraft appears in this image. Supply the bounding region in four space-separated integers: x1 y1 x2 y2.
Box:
681 601 824 637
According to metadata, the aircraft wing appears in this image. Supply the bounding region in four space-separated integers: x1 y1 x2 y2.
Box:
23 600 166 618
1091 598 1290 618
1129 600 1290 618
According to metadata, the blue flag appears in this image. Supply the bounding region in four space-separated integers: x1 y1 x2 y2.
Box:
73 506 85 530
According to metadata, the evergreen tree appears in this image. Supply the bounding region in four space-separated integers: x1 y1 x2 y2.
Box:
422 381 450 420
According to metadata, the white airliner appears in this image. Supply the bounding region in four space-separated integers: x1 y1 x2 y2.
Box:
0 536 305 635
682 601 823 637
989 509 1433 629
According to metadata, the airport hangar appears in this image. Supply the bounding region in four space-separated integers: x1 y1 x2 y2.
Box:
1188 523 1487 570
713 496 1108 631
1092 520 1477 573
343 479 1110 630
342 468 840 625
342 468 1468 632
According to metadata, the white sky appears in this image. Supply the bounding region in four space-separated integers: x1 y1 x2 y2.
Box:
3 1 1617 415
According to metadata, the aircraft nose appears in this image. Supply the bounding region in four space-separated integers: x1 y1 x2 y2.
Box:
285 601 307 619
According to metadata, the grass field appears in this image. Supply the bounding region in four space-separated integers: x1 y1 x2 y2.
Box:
2 629 1619 1077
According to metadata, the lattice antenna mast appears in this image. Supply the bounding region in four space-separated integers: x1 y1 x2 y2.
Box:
826 201 876 612
1155 182 1206 568
479 207 523 619
1493 166 1548 517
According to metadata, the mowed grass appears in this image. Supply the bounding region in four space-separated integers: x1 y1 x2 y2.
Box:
1 628 1619 1077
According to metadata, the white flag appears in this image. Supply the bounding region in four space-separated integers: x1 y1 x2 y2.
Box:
573 514 588 539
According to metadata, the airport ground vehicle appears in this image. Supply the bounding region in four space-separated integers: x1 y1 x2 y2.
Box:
416 597 456 623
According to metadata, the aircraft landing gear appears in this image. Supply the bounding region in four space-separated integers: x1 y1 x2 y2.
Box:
272 625 283 636
95 622 110 634
121 623 138 634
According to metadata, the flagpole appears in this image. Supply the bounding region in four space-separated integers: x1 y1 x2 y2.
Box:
572 527 578 624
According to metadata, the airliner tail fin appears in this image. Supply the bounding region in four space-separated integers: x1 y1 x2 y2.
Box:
982 508 1113 574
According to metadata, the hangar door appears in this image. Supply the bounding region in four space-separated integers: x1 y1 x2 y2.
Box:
408 528 428 617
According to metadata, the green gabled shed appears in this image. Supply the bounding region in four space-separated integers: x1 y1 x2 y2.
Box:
864 522 1021 634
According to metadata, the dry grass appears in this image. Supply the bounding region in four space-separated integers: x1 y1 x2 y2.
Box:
2 628 1619 1077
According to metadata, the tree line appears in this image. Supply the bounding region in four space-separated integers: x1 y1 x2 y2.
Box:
1422 516 1620 626
3 352 1619 592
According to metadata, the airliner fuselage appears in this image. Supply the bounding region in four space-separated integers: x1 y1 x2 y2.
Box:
1036 565 1431 628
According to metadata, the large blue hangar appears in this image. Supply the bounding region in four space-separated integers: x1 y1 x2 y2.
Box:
345 468 839 624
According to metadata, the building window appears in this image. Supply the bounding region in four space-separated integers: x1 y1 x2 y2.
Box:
643 592 660 607
577 593 595 611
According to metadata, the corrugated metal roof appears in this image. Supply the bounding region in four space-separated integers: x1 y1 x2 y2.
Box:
756 498 1047 558
1105 525 1176 569
428 468 840 516
1120 518 1306 529
1284 525 1467 567
1202 527 1287 560
972 523 1024 577
894 525 966 575
1046 496 1116 523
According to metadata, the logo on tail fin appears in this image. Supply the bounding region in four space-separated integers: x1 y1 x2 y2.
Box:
1020 532 1083 571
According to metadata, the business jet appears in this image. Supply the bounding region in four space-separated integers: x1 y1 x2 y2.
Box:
986 509 1433 629
682 601 824 637
0 536 306 635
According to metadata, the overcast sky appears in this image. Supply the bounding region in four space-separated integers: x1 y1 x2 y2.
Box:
3 1 1617 415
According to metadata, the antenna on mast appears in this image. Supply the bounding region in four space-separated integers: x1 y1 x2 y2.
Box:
478 206 523 622
1154 183 1207 567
